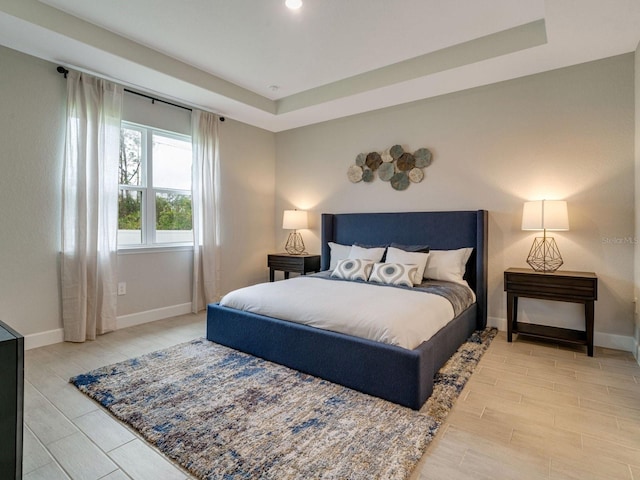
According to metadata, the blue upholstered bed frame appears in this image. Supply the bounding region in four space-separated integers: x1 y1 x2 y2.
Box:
207 210 488 410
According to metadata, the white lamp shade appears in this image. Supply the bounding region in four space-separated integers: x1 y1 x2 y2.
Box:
522 200 569 231
282 210 308 230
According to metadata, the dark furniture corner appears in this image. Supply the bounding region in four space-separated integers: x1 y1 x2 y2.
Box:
0 320 23 479
504 268 597 356
268 253 321 282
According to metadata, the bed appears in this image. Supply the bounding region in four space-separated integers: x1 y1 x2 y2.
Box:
206 210 488 410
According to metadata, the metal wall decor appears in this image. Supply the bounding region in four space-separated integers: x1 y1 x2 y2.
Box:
347 145 433 190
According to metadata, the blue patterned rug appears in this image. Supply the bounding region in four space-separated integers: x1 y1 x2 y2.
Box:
71 328 496 479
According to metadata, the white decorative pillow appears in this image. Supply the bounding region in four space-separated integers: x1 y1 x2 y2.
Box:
369 263 417 288
424 248 473 285
331 259 374 281
328 242 352 270
348 245 386 263
385 247 430 285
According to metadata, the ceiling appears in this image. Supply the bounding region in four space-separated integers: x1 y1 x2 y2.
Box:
1 0 639 132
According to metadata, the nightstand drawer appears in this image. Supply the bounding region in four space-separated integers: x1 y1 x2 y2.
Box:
267 253 321 281
504 269 597 302
268 256 303 271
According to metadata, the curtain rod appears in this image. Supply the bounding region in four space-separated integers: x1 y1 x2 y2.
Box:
56 66 225 121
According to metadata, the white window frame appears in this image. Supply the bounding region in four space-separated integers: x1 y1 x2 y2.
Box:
118 121 193 250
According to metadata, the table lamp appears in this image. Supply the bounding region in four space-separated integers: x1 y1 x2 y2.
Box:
522 200 569 272
283 209 308 255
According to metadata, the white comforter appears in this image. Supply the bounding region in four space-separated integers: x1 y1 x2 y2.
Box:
219 276 456 350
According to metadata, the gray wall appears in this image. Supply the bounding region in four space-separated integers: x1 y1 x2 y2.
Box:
0 46 65 337
275 54 636 342
217 118 277 292
0 45 276 338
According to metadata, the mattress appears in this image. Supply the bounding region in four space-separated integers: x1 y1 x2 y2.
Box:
219 274 475 350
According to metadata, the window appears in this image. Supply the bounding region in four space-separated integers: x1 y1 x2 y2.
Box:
118 122 193 247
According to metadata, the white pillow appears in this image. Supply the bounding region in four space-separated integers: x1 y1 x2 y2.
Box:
424 248 473 285
369 263 417 288
328 242 352 270
385 246 430 285
331 259 374 282
348 245 386 263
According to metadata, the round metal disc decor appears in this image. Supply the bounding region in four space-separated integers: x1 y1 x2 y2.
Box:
396 152 416 171
413 148 432 168
348 144 433 190
408 167 424 183
362 168 375 182
347 164 363 183
378 162 395 181
390 144 404 160
390 172 410 191
365 152 383 171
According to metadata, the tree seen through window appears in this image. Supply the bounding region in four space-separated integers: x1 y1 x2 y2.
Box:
118 123 192 246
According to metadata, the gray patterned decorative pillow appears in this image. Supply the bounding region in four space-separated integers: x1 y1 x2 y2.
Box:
331 259 374 281
369 263 418 288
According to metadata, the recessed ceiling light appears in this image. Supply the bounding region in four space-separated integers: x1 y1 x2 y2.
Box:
285 0 302 10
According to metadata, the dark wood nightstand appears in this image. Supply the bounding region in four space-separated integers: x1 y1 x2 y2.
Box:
504 268 598 356
268 253 321 282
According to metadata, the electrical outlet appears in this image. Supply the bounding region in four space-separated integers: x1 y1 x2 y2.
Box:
117 282 126 296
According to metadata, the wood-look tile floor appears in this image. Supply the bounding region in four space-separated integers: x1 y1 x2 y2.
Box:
415 332 640 480
23 316 640 479
23 314 205 480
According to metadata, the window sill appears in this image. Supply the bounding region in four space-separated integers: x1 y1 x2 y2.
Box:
117 244 193 255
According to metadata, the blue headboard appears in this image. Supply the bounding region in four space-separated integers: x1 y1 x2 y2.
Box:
321 210 488 328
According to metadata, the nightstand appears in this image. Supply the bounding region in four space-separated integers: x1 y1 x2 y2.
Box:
268 253 321 282
504 268 598 356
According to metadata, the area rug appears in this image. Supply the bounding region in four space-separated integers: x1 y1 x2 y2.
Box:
71 328 496 480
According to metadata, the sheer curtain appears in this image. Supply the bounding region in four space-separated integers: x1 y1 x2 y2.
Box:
191 110 221 312
61 71 123 342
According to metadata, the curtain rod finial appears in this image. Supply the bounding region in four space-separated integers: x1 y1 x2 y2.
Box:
56 66 69 78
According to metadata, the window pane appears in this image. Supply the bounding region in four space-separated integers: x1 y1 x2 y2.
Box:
155 192 192 243
153 133 191 190
119 128 142 186
118 189 142 245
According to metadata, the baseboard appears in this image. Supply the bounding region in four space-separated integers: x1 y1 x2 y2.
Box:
116 303 192 330
24 328 65 351
24 303 193 350
487 316 506 332
487 316 635 353
594 331 636 353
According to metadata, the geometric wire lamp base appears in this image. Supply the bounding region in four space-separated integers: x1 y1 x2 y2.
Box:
526 236 563 273
284 231 307 255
